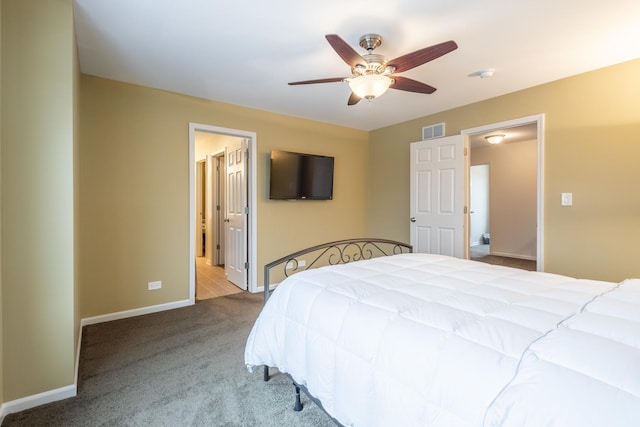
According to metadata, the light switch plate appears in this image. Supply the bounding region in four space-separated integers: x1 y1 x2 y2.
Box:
561 192 573 206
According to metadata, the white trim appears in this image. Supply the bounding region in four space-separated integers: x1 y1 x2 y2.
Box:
189 123 258 295
0 385 76 419
75 322 83 390
189 124 196 303
208 149 226 263
80 299 191 327
462 114 545 272
536 116 545 271
491 251 538 261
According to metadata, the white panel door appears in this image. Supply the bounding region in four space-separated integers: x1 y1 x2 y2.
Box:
224 138 247 289
410 135 465 258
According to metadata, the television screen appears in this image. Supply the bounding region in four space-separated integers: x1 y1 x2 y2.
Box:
269 150 334 200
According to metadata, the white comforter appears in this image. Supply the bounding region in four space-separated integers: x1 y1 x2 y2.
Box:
245 254 640 426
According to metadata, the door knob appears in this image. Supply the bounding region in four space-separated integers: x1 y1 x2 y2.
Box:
410 217 416 223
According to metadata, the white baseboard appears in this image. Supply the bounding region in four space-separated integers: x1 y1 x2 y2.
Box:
258 282 281 295
0 384 76 420
491 251 537 261
81 299 192 327
0 299 193 421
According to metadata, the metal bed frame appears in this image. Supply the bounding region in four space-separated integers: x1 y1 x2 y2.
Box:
261 238 412 416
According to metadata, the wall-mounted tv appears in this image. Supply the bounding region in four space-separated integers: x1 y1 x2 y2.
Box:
269 150 334 200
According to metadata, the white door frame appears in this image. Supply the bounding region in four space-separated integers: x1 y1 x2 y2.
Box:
461 114 545 271
213 152 225 266
195 160 205 258
205 150 225 267
189 123 257 303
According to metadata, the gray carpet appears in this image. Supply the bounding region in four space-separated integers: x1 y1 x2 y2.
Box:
2 293 334 426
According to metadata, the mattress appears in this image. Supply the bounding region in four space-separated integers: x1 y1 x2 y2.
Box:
245 253 640 426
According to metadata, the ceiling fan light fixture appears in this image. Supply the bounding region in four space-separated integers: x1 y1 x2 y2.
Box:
348 74 392 100
485 134 505 144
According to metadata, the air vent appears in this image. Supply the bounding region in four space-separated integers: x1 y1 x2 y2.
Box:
422 123 445 140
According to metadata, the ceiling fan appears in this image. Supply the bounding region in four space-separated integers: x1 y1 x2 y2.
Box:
289 34 458 105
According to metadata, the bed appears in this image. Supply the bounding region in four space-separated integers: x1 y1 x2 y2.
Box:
245 239 640 426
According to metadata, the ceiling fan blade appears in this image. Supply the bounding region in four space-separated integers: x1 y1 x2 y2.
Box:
388 40 458 73
347 92 361 105
288 77 345 85
325 34 366 68
390 76 437 94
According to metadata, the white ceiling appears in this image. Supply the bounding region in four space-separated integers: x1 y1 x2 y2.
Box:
73 0 640 131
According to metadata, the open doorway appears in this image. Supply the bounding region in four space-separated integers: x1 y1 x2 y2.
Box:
470 163 490 252
194 150 240 300
463 115 544 272
188 123 257 304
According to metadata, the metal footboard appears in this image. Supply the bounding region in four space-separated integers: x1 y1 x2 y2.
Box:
262 238 412 381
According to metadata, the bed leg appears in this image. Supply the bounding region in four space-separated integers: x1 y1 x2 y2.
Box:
293 384 303 411
263 366 269 382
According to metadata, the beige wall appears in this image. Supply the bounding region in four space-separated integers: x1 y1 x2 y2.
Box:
471 140 537 260
79 75 369 317
1 0 76 401
369 59 640 282
195 132 239 160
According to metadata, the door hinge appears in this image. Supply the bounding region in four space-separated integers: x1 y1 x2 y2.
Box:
216 205 220 211
464 147 468 156
244 206 249 214
244 262 249 270
216 244 220 250
464 206 468 214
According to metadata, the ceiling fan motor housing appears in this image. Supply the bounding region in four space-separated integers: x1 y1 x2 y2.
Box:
353 54 391 76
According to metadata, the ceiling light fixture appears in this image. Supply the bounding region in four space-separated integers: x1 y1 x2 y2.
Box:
485 134 505 144
348 74 392 100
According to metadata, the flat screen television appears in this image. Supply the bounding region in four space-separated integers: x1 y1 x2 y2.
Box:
269 150 334 200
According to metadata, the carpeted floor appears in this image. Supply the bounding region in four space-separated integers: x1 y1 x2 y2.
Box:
2 293 334 426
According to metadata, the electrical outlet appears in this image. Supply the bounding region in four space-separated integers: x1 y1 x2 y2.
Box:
148 280 162 290
285 260 306 270
561 192 573 206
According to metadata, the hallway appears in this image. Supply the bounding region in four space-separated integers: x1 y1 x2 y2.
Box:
196 257 243 300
